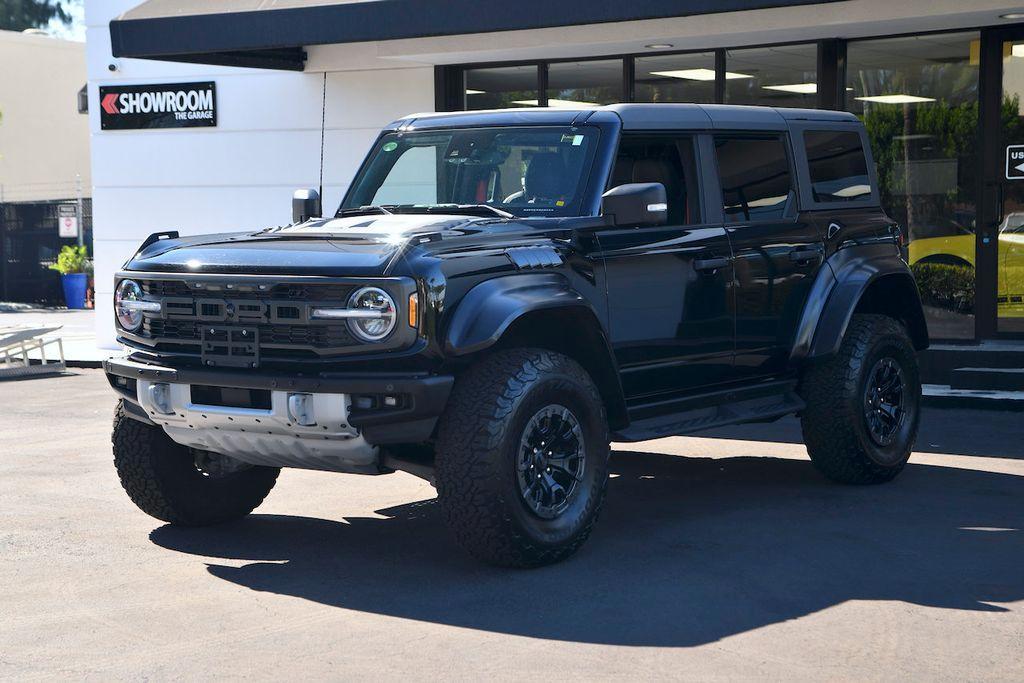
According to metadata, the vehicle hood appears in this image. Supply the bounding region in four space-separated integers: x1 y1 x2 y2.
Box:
123 213 506 276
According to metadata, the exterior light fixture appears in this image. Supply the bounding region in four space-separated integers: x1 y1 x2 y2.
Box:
465 89 485 95
1001 12 1024 19
645 43 674 49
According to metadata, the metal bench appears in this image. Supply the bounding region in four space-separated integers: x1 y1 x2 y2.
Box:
0 326 66 379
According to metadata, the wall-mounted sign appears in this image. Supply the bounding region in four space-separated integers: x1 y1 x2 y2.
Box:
58 204 78 238
99 82 216 130
1007 145 1024 180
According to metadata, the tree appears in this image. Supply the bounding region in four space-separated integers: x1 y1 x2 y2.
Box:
1 0 73 32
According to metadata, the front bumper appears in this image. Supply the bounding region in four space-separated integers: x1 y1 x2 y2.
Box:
104 356 453 473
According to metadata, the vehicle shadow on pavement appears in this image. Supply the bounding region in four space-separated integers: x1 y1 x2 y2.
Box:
150 452 1024 647
699 409 1024 460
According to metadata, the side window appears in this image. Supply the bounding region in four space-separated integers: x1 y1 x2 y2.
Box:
371 145 439 205
609 135 701 225
803 130 871 203
714 135 793 222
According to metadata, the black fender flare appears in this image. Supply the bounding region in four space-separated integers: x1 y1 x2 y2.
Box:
444 273 598 356
792 243 929 362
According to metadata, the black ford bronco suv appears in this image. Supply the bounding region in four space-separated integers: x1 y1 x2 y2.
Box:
105 104 928 567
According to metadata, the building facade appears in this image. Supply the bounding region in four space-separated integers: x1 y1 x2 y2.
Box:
87 0 1024 347
0 29 91 304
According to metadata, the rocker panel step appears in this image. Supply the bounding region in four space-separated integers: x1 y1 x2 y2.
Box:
614 389 805 442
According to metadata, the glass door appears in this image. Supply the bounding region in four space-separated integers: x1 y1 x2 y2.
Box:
997 36 1024 334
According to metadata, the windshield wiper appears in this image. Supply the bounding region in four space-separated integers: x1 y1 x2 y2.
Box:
402 204 514 219
336 205 395 217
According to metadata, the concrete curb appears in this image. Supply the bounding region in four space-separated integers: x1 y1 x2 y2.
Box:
922 384 1024 412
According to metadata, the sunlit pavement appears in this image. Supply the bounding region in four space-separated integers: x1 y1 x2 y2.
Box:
0 308 108 363
2 370 1022 680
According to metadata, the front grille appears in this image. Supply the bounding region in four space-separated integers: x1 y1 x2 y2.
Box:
131 277 367 361
145 319 355 347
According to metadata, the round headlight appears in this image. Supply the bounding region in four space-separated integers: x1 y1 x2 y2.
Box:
347 287 397 342
115 279 145 331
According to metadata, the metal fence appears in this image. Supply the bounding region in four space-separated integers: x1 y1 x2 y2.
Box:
0 199 93 305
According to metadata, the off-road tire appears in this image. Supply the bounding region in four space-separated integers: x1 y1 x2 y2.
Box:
435 349 610 568
112 401 280 525
800 314 921 484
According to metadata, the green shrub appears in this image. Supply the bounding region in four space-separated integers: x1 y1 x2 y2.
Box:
911 261 975 314
48 245 92 276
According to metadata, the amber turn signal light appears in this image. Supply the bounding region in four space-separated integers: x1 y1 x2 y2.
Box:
408 292 419 328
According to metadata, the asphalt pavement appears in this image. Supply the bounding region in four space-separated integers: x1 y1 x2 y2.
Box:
1 370 1022 680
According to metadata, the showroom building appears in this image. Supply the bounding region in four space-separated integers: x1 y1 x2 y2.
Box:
87 0 1024 361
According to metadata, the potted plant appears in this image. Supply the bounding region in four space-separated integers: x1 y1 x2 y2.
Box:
49 245 92 309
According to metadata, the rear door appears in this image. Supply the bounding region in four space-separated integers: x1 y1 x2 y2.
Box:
596 133 734 403
712 132 825 381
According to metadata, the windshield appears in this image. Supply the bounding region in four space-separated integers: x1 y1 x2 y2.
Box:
340 126 600 218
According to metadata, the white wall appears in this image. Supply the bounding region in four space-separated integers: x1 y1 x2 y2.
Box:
86 1 434 347
0 30 90 203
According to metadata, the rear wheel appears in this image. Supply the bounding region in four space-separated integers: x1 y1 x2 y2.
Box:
799 314 921 484
435 349 610 567
112 401 279 526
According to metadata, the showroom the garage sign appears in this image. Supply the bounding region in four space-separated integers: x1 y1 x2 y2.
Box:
99 82 216 130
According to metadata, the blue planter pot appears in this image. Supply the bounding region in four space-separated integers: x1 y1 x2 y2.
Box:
61 273 88 309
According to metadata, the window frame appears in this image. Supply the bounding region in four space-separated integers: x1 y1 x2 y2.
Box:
711 131 800 226
610 131 709 227
788 122 881 211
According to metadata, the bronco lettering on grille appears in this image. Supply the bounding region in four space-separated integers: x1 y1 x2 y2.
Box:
161 297 318 325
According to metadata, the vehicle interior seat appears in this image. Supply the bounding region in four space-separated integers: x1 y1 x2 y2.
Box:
504 153 567 204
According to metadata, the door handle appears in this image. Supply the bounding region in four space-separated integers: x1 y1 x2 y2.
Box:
694 256 731 274
789 248 822 264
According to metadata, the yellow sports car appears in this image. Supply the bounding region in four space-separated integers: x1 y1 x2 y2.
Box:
908 214 1024 317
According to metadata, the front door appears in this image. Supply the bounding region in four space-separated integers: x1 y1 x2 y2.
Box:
981 29 1024 337
597 133 734 404
711 133 825 380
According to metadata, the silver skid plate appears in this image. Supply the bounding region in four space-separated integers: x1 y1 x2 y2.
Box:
136 380 379 473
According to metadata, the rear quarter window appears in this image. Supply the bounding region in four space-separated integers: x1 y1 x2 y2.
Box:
803 130 871 203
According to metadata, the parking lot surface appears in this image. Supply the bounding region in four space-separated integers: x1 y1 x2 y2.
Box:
2 370 1022 680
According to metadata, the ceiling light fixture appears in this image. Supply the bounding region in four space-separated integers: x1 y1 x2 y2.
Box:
511 98 600 108
650 68 752 81
855 94 936 104
645 43 674 49
763 82 817 94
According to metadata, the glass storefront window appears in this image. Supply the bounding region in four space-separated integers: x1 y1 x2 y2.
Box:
724 44 817 108
635 52 717 103
465 65 539 110
847 32 980 339
546 59 623 107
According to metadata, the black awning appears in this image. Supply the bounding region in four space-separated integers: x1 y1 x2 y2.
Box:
110 0 838 71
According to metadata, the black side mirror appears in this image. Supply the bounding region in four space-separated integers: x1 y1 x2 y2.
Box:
292 188 322 224
601 183 668 227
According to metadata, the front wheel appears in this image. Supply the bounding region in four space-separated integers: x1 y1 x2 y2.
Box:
435 349 610 567
112 401 280 526
799 314 921 484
